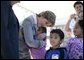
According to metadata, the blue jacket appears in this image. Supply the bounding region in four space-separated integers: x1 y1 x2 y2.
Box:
45 47 68 59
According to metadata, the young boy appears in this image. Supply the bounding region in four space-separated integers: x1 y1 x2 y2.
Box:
30 27 46 59
45 29 67 59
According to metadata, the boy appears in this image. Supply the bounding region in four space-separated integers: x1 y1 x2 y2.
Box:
45 29 67 59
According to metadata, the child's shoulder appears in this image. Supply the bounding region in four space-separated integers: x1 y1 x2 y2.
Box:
46 47 52 52
68 37 81 44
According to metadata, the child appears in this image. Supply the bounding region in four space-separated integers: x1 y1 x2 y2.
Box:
29 27 46 59
35 27 46 41
45 29 67 59
66 20 83 59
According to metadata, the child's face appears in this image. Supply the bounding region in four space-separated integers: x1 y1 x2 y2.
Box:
73 22 83 37
36 28 43 35
50 33 62 48
37 30 42 35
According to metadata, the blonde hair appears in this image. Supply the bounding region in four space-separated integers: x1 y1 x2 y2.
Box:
38 11 56 25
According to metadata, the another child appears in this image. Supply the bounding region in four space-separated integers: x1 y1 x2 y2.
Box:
66 20 83 59
29 27 46 59
45 29 67 59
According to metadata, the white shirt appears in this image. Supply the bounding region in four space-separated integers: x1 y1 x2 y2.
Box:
69 19 76 37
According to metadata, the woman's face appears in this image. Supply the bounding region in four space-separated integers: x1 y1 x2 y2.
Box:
38 17 53 27
73 22 83 37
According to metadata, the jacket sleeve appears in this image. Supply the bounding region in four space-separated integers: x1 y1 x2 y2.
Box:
22 19 42 48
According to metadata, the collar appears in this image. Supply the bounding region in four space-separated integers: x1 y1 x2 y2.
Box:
50 47 66 50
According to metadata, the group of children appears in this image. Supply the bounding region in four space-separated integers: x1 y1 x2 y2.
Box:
29 20 83 59
28 2 83 59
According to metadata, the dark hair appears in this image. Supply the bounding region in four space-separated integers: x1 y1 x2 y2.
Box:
38 27 46 33
50 29 64 40
74 1 83 8
37 11 56 25
78 20 83 30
